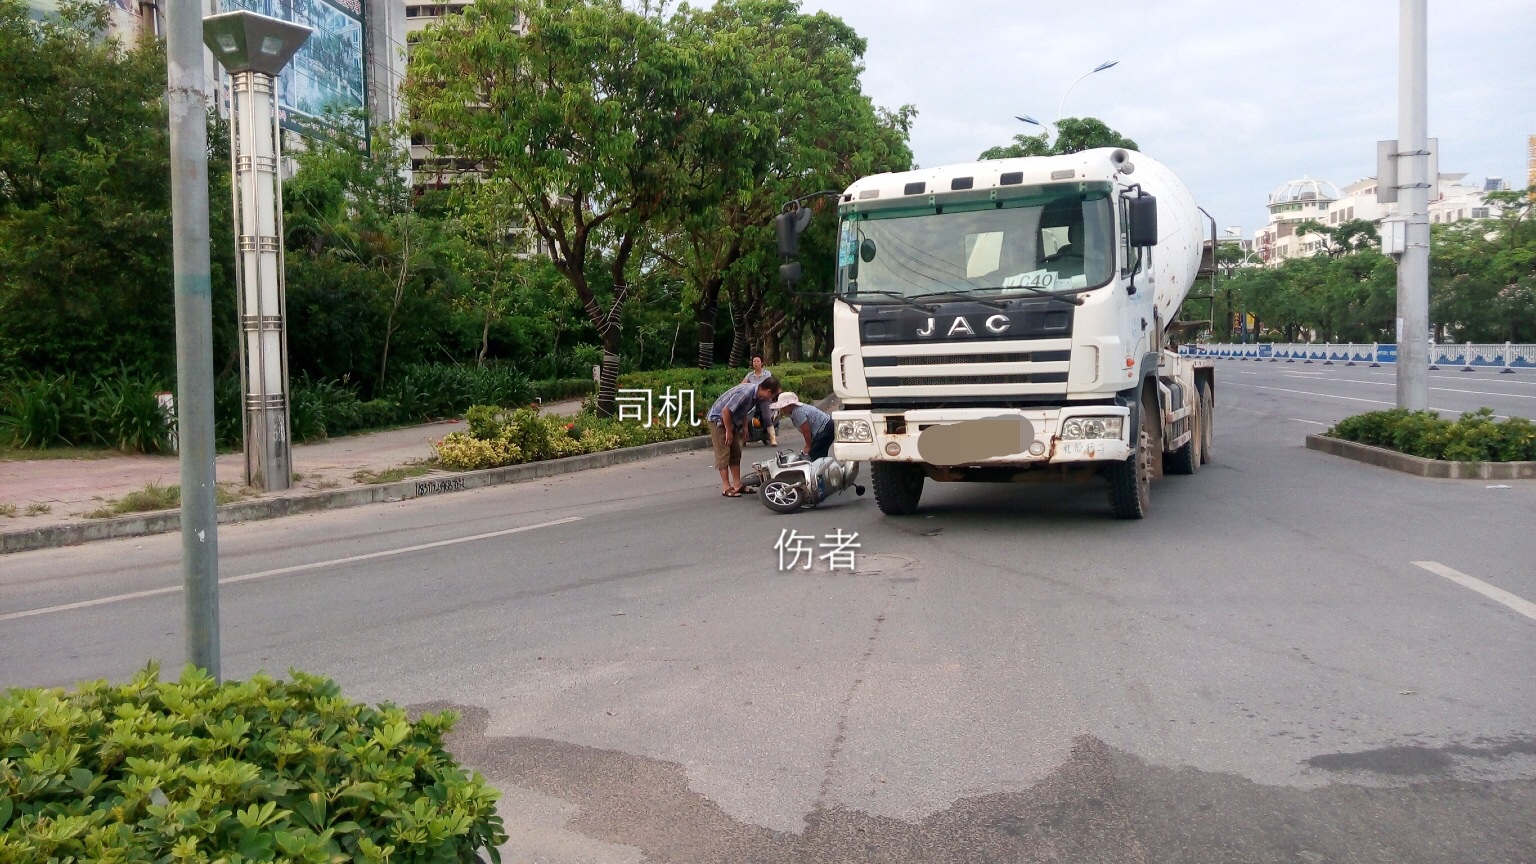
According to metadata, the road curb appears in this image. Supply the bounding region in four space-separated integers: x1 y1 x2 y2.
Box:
1304 434 1536 480
1 435 710 555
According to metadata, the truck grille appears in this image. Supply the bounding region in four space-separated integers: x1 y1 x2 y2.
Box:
864 351 1071 367
866 372 1069 387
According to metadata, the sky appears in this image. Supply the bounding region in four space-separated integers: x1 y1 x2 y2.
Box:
797 0 1536 239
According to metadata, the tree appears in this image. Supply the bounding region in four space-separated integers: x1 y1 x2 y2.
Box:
0 0 175 378
657 0 914 368
284 124 434 388
978 116 1136 161
405 0 696 415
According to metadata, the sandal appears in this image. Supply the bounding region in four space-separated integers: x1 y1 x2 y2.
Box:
722 489 741 497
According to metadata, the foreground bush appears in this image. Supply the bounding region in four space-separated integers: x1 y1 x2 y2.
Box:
0 663 506 862
1327 407 1536 462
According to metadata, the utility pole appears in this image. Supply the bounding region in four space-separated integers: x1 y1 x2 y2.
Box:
1395 0 1429 410
166 0 220 678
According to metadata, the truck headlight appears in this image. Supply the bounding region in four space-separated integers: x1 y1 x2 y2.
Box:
836 419 874 443
1061 416 1124 440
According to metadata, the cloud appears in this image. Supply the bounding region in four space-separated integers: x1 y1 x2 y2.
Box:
801 0 1535 236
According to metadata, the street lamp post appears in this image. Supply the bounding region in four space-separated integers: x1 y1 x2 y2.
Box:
203 12 311 492
1058 60 1119 125
1015 60 1119 149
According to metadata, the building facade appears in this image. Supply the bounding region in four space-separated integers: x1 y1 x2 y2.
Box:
1253 168 1509 265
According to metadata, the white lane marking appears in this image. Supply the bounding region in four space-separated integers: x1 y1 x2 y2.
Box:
1225 383 1503 417
1413 561 1536 623
0 516 584 622
1289 418 1329 426
1302 377 1536 400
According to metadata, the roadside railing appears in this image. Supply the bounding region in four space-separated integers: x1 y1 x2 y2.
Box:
1179 342 1536 373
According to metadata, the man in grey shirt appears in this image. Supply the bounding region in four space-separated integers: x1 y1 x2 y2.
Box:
706 376 780 496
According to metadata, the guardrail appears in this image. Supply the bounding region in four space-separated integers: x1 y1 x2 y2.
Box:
1179 342 1536 373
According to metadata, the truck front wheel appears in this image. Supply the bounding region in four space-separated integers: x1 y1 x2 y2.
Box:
871 462 924 515
1106 398 1156 519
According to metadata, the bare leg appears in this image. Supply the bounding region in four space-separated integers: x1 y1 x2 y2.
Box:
719 468 734 494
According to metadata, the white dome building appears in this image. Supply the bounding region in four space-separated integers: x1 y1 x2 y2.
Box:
1254 177 1343 264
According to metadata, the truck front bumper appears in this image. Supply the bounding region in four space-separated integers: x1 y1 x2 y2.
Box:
831 406 1132 465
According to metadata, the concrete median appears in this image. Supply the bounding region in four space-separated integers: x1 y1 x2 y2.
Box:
1305 434 1536 480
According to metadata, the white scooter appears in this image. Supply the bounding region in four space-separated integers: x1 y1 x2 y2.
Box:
743 449 865 514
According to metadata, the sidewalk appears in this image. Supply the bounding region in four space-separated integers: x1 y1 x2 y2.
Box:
0 399 586 534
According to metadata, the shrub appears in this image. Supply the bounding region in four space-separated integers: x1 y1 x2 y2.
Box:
0 374 87 449
533 378 595 402
1327 407 1536 462
88 373 171 453
0 663 507 862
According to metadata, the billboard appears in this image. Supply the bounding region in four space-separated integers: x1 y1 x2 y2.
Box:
222 0 366 139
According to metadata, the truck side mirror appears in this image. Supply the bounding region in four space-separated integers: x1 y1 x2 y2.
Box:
779 261 803 286
775 208 813 258
1128 195 1159 247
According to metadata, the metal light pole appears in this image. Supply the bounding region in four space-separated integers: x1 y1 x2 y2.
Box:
203 12 310 492
167 0 220 678
1058 60 1119 125
1015 61 1119 150
1395 0 1429 410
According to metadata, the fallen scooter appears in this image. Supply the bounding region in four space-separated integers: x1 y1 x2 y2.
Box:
742 449 865 514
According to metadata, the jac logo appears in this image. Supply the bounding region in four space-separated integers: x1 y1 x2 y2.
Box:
915 315 1011 338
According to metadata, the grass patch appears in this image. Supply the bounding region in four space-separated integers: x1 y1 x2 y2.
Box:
314 478 340 490
84 483 245 518
352 459 435 485
0 503 15 517
0 444 113 462
25 503 51 516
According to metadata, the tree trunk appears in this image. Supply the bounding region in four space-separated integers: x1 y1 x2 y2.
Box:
696 303 717 369
478 306 492 368
728 304 750 368
597 328 622 417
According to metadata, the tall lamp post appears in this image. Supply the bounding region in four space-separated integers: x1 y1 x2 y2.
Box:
1057 60 1119 125
1015 60 1119 149
203 11 310 492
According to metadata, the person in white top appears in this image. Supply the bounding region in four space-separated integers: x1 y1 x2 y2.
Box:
741 354 776 446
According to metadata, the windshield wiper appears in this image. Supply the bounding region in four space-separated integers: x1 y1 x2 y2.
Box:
907 290 1011 311
841 289 937 314
987 283 1088 307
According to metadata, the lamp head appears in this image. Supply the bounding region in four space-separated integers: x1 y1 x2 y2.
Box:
202 10 312 75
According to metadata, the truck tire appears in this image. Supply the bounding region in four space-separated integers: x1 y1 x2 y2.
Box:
871 463 924 515
1198 384 1214 464
1107 394 1156 519
1164 399 1200 475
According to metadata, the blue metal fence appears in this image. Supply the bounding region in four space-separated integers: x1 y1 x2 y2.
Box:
1180 342 1535 372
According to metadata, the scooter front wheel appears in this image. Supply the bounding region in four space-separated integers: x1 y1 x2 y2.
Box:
758 478 805 514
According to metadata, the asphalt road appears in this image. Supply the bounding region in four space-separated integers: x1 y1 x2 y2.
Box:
4 362 1535 863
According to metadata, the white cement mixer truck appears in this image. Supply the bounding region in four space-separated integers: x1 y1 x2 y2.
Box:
775 148 1217 518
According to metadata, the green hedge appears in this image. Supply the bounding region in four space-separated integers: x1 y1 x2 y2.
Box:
1327 408 1536 462
533 378 595 402
435 405 703 472
617 363 833 407
0 663 506 862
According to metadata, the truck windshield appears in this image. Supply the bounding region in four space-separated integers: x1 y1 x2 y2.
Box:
837 189 1115 300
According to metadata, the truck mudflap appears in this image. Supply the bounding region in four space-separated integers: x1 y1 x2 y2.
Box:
831 407 1132 467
